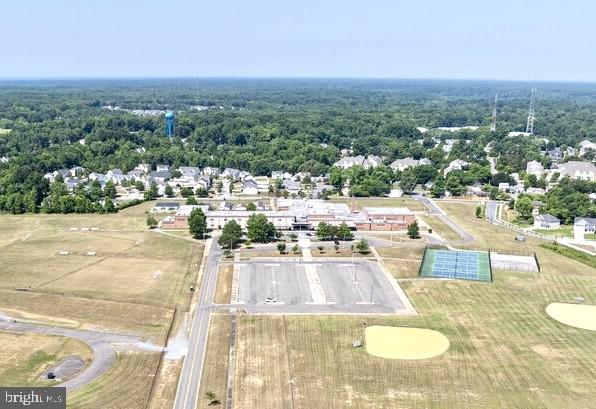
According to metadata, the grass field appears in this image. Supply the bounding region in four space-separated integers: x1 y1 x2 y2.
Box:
209 200 596 408
0 332 92 386
329 196 426 212
68 352 161 409
231 270 596 408
419 215 461 241
0 201 203 408
215 265 234 304
197 314 232 409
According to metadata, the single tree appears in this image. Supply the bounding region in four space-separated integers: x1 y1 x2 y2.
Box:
399 170 417 193
146 215 158 229
289 232 298 241
407 221 420 239
515 196 534 220
196 187 209 197
475 205 483 219
246 213 276 243
135 180 145 192
180 187 194 197
219 220 243 248
189 208 207 239
337 222 353 241
246 202 257 211
164 185 174 197
104 180 117 199
277 243 286 254
355 239 370 254
292 244 300 254
104 198 116 213
186 195 198 205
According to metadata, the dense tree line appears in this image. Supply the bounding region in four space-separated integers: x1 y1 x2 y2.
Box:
0 79 595 213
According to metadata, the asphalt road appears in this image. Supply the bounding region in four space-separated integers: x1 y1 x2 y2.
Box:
485 200 503 223
0 320 156 391
173 236 221 409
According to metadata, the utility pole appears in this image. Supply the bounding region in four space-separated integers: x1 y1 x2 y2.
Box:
526 88 537 135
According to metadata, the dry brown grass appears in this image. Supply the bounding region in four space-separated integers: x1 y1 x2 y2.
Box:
215 265 234 304
68 351 161 409
329 197 426 212
0 332 93 386
419 215 461 241
232 270 596 408
197 314 232 409
0 290 174 344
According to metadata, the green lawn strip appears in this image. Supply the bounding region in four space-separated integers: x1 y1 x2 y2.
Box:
540 242 596 269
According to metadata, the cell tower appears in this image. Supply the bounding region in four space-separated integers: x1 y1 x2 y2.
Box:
490 93 498 132
525 88 536 135
165 111 175 141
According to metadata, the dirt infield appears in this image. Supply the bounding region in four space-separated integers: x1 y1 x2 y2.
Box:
546 303 596 331
364 326 449 360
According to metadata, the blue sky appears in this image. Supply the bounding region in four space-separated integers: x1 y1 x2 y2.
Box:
1 0 594 81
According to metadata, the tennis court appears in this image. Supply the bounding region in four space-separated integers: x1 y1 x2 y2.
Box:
419 248 492 282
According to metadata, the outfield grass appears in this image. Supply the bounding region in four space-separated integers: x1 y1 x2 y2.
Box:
232 270 596 408
0 332 92 386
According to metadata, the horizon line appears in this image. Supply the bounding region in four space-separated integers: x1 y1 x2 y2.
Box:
0 76 595 85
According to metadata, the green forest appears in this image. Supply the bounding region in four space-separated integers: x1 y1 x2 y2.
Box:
0 79 595 214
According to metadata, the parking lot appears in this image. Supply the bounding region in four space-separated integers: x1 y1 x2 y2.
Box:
234 260 412 314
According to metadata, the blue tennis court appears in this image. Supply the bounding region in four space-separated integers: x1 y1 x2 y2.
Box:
419 249 491 282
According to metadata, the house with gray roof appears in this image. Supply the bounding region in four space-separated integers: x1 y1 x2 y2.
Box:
533 214 560 230
556 161 596 182
574 217 596 241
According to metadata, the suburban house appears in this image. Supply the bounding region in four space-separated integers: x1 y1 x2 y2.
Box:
222 168 242 180
242 179 259 195
282 180 301 195
526 161 544 178
333 155 383 169
202 167 220 176
579 139 596 157
443 159 469 176
573 217 596 241
156 164 171 172
151 202 181 213
389 157 430 172
556 161 596 182
533 214 561 230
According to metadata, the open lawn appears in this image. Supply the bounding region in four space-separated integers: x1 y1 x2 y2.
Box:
197 314 232 409
419 215 461 241
215 265 234 304
68 351 161 409
0 205 204 408
0 332 92 386
329 196 426 212
232 270 596 408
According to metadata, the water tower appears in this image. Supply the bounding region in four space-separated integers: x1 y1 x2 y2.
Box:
165 111 175 140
